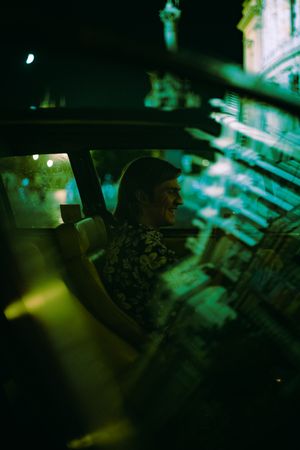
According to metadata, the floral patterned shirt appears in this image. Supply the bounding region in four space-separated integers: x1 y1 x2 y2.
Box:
101 222 176 331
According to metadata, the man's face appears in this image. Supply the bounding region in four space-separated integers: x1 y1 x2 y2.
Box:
146 178 183 227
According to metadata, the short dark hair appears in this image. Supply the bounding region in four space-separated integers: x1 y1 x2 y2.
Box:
114 156 181 224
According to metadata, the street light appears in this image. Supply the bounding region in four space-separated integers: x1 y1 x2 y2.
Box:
26 53 35 64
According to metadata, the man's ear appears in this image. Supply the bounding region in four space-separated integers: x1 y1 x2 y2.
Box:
135 189 149 205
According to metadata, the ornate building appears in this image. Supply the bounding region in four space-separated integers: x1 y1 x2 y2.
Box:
202 0 300 231
236 0 300 167
238 0 300 90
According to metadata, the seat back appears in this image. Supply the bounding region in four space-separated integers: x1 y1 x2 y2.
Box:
3 234 140 448
55 216 146 348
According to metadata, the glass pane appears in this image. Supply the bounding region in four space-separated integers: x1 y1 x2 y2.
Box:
0 153 82 228
90 148 206 229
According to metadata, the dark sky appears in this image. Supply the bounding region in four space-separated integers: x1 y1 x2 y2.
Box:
1 1 243 109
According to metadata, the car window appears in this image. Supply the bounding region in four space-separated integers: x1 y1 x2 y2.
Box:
0 153 83 228
90 149 211 229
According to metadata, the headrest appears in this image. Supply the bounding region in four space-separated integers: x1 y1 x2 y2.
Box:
56 216 107 259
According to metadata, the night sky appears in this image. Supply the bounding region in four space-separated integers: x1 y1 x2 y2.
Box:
1 1 243 109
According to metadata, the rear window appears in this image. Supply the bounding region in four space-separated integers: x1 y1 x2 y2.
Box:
0 153 83 228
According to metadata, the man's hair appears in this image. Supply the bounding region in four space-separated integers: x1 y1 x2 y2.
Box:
114 156 181 224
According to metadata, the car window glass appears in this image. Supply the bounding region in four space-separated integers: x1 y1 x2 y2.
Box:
0 153 82 228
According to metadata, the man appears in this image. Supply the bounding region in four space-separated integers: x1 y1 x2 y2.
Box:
102 156 183 331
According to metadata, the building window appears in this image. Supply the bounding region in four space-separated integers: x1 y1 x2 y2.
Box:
290 0 297 35
289 72 299 92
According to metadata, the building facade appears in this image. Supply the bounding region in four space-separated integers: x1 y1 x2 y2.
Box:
236 0 300 169
238 0 300 92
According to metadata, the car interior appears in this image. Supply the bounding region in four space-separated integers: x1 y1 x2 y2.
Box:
1 29 300 450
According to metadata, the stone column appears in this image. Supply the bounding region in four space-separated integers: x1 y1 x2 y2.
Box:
159 0 181 53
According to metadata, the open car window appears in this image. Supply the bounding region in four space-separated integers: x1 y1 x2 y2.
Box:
90 148 212 229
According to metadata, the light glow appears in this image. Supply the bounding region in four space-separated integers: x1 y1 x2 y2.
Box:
4 279 69 320
200 207 218 218
204 185 225 197
47 159 53 167
209 159 233 176
32 154 39 160
26 53 35 64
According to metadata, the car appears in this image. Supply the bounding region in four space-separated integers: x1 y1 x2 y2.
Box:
1 35 300 450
